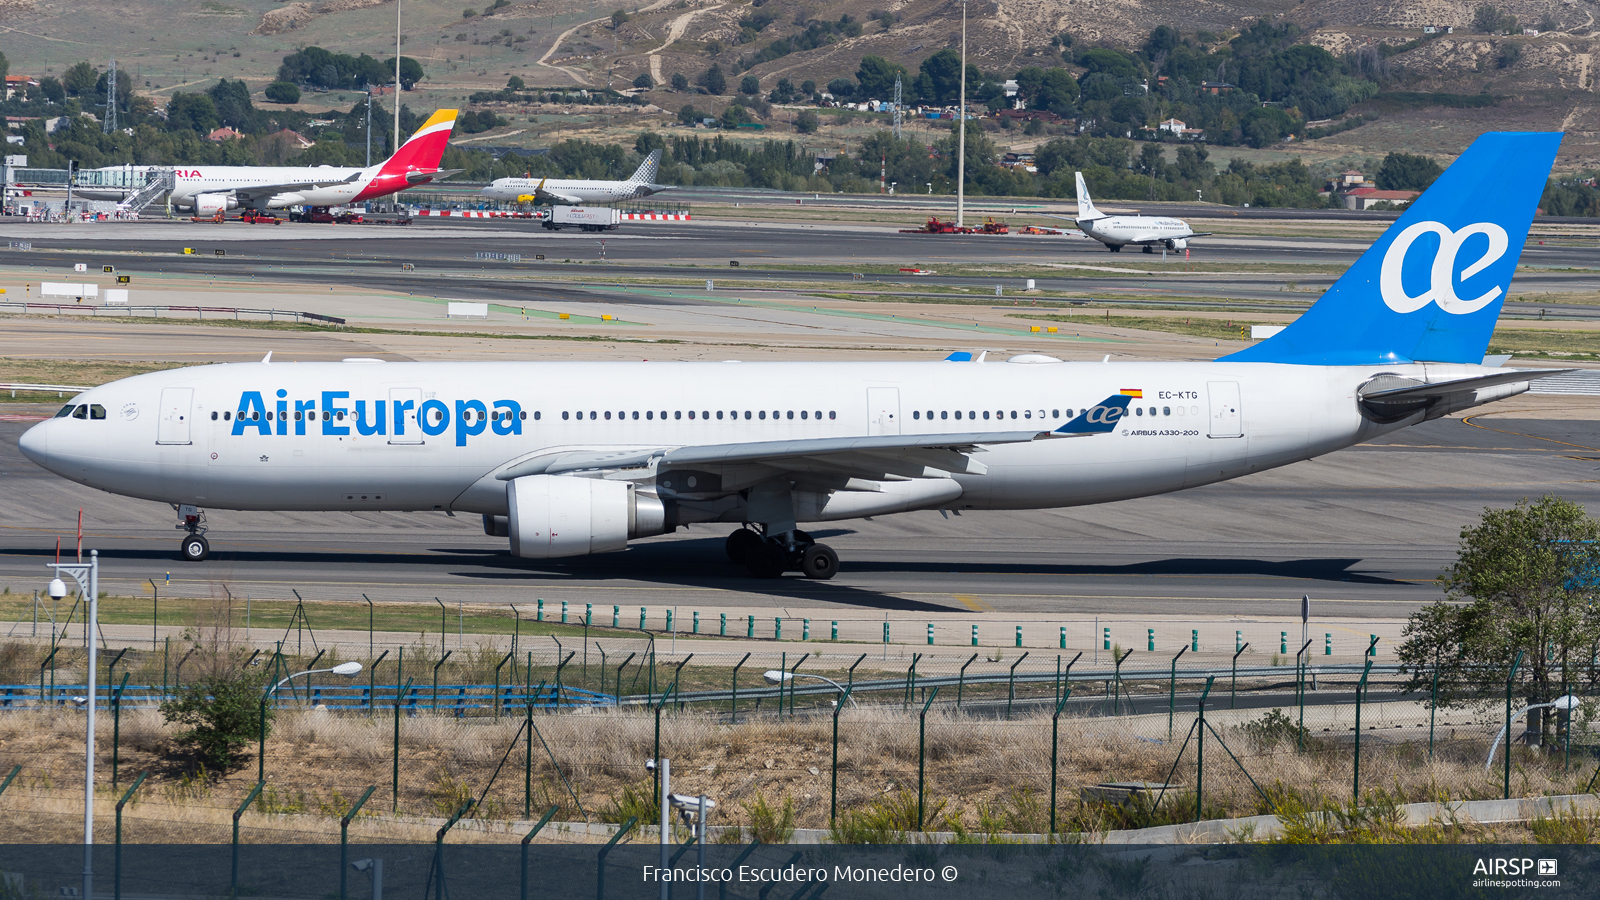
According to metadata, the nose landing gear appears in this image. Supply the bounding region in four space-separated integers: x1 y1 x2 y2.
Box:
724 526 838 580
176 504 210 562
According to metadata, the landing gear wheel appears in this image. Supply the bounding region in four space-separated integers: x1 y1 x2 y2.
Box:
1108 244 1122 252
1141 245 1154 254
746 541 787 578
799 543 839 580
180 534 210 562
726 528 762 564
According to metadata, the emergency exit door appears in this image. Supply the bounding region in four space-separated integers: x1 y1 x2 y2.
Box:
156 387 193 445
867 387 901 435
1206 381 1242 438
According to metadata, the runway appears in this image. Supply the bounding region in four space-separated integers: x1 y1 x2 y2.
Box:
2 402 1595 621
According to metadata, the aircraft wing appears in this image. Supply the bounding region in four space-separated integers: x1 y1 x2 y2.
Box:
493 396 1133 484
528 178 584 205
410 168 463 184
232 172 363 202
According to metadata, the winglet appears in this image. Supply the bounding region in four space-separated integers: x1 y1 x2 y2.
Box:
261 351 273 364
1054 395 1132 435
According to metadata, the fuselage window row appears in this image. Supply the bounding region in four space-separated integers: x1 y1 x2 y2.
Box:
558 410 838 422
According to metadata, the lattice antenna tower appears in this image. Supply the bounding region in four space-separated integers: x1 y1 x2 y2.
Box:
892 74 903 139
102 57 117 134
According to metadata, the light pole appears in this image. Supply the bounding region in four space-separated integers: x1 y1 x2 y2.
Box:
48 551 98 900
762 670 858 707
394 0 403 152
258 661 363 784
955 0 967 228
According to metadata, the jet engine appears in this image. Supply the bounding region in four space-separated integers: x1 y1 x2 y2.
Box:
194 193 237 216
1165 238 1188 251
506 474 670 558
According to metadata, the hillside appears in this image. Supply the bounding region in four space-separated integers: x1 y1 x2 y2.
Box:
4 0 1600 167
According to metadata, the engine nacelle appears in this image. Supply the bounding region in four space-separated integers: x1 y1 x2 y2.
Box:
506 475 669 558
194 193 237 215
1165 238 1188 251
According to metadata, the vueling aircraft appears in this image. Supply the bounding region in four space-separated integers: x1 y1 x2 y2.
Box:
481 149 670 205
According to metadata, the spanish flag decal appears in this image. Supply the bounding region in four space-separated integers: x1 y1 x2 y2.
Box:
1119 389 1143 398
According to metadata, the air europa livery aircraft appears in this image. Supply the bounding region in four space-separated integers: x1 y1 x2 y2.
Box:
19 132 1569 579
168 109 462 216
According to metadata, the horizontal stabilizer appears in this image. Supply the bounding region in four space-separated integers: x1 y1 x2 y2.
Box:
1358 368 1572 420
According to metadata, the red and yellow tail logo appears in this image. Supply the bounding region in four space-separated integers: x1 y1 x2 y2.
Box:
1119 388 1143 398
379 109 458 176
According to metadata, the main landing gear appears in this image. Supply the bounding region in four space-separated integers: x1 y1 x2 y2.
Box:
176 504 210 562
725 527 839 580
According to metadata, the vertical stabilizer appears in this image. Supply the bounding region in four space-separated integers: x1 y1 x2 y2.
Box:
376 109 458 176
1074 171 1105 222
628 149 663 185
1221 132 1561 366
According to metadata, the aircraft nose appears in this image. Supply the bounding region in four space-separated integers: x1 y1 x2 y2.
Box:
18 419 48 467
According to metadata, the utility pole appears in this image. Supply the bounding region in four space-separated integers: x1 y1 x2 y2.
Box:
394 0 403 152
956 0 967 227
365 91 372 166
893 74 903 139
103 58 117 135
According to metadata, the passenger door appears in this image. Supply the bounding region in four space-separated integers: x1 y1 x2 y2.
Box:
1206 381 1242 438
389 387 423 444
156 387 193 445
867 387 901 436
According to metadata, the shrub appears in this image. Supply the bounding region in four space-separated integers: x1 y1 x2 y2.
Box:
159 666 272 771
263 82 300 103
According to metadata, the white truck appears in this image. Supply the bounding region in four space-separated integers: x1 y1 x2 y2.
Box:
543 206 621 232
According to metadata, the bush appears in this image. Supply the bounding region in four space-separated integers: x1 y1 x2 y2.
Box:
507 75 525 90
795 109 819 134
633 73 654 89
700 64 726 95
263 81 300 104
671 72 689 91
739 74 760 95
159 666 272 771
677 104 701 126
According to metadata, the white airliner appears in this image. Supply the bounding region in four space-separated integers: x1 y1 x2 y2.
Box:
480 150 670 205
168 110 462 216
18 132 1566 580
1071 171 1207 252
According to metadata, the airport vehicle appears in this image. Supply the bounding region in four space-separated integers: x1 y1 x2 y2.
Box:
289 208 364 224
542 205 620 232
167 110 461 216
18 132 1568 579
481 150 669 205
1070 171 1207 252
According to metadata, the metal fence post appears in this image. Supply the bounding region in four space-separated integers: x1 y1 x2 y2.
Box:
1007 652 1029 719
1353 657 1373 804
393 676 413 811
1429 662 1440 760
1195 676 1215 823
1231 642 1249 710
1168 645 1187 741
957 653 977 707
432 650 454 712
433 799 475 900
1049 682 1075 836
597 817 639 900
114 771 147 900
1505 649 1525 800
110 672 129 787
232 781 264 898
831 685 853 823
521 806 560 900
339 785 376 900
916 686 941 830
495 650 515 719
1295 639 1313 751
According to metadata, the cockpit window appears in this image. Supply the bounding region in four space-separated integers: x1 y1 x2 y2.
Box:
89 404 106 420
71 405 88 419
55 404 76 418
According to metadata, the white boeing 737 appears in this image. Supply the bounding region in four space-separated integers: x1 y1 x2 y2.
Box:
480 150 671 205
19 132 1567 580
1071 171 1207 252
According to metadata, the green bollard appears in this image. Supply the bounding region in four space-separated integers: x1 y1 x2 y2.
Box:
640 607 647 630
1369 635 1377 657
1015 625 1022 648
831 621 838 641
612 605 620 628
1060 626 1066 649
747 615 755 638
1147 628 1155 652
665 610 673 632
719 613 726 636
927 623 934 646
803 619 810 640
883 621 890 645
537 598 544 622
1103 627 1110 650
561 600 568 624
693 611 700 634
775 617 782 640
1326 633 1332 656
585 603 592 626
971 624 978 647
1236 630 1242 652
1280 631 1287 654
1192 629 1199 652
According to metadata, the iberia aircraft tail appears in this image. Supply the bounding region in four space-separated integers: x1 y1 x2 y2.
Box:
353 109 461 201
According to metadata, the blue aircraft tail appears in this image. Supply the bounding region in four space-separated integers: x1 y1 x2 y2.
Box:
1056 395 1133 434
1221 132 1562 366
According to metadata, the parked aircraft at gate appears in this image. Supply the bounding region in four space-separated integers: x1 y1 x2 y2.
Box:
19 133 1567 580
167 109 461 215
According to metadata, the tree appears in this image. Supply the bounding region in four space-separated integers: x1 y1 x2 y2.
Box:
159 666 274 771
800 79 816 96
677 103 702 126
1075 48 1141 79
826 78 855 100
721 103 752 129
383 57 426 90
0 51 9 81
63 61 98 97
671 72 689 91
701 64 726 95
167 93 221 134
914 49 970 104
1375 152 1443 191
1473 4 1517 33
264 81 301 104
633 73 654 89
611 9 630 28
1397 496 1600 747
739 74 760 95
207 79 255 130
795 109 819 134
856 55 906 99
507 75 525 90
37 76 65 105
